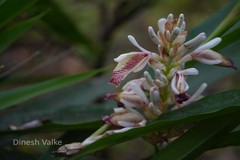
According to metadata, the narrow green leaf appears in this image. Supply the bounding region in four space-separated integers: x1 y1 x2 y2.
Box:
0 68 104 110
206 1 240 41
183 0 240 91
37 0 94 53
214 27 240 50
0 0 38 28
213 131 240 149
151 113 240 160
0 75 114 130
188 0 238 39
69 89 240 159
0 11 47 53
0 120 102 137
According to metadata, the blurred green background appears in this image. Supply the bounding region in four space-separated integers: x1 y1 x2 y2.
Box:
0 0 240 159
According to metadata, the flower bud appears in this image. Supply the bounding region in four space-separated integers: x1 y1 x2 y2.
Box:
148 26 162 45
171 27 180 41
155 69 168 86
194 37 221 52
171 73 189 95
103 111 145 127
53 142 82 156
144 71 154 86
158 18 167 33
167 13 173 23
184 32 206 49
178 68 199 76
177 14 184 28
191 49 236 69
150 87 161 106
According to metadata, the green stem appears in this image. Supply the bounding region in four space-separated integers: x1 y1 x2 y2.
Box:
206 1 240 41
90 124 110 137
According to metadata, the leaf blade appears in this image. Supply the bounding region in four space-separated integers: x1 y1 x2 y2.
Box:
69 89 240 159
151 113 240 160
0 0 38 28
0 68 104 110
0 11 47 53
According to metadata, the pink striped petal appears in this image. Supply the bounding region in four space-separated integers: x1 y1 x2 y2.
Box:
109 52 150 86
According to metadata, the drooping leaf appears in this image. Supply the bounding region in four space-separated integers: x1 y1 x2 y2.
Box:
0 11 47 53
69 89 240 159
213 131 240 149
37 0 95 54
206 1 240 41
0 120 102 137
151 113 240 160
0 0 38 28
188 0 239 39
0 74 114 129
0 68 104 110
214 27 240 50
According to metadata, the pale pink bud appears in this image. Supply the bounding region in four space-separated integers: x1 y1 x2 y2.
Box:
178 68 199 76
184 32 206 49
148 26 162 45
53 142 83 156
167 13 174 23
194 37 221 53
191 50 236 69
176 14 184 28
158 18 167 33
102 111 145 127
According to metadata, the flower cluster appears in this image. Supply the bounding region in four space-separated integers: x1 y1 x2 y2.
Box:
54 13 235 156
106 13 235 128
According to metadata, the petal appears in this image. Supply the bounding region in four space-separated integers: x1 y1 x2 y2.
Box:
171 74 180 95
192 50 236 69
128 35 150 53
122 78 150 91
194 37 221 52
109 52 150 86
176 73 188 93
117 121 136 127
130 82 149 104
173 31 187 45
183 83 207 106
178 68 199 76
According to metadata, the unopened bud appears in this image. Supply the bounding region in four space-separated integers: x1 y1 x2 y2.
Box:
144 71 154 86
53 142 82 156
177 14 184 28
184 32 206 49
178 68 199 76
194 37 221 52
167 13 173 22
158 18 167 33
150 87 161 106
191 49 236 69
155 69 168 85
148 26 162 45
171 27 180 41
166 30 172 42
